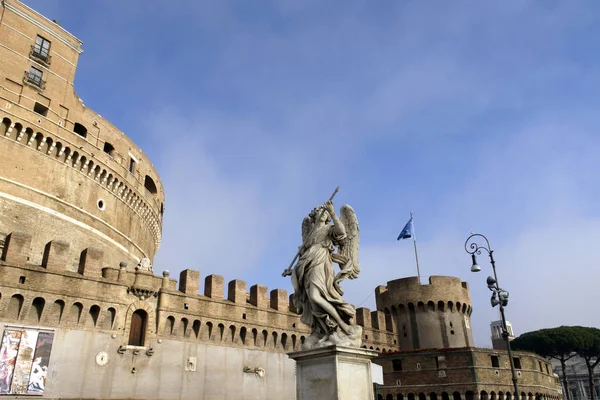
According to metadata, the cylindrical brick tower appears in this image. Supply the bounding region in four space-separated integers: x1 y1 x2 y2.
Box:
375 276 474 350
0 0 164 271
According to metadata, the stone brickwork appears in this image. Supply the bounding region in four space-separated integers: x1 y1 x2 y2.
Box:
376 348 562 400
0 2 564 400
365 276 474 351
0 0 164 270
0 232 310 352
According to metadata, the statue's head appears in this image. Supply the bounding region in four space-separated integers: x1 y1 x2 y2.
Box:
309 206 331 224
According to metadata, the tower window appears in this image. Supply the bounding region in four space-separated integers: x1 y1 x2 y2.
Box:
25 66 44 88
73 123 87 138
32 35 51 62
392 359 402 371
103 142 115 155
144 175 157 194
129 158 136 173
33 102 48 116
491 355 500 368
513 357 522 369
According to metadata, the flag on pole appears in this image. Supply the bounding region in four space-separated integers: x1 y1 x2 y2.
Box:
397 217 413 240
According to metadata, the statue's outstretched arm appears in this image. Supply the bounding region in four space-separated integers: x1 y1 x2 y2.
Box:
325 200 346 238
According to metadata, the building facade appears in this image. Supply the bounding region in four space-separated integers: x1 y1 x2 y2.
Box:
0 1 565 400
0 0 164 271
551 357 600 400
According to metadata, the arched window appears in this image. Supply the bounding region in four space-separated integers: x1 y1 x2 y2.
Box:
101 307 116 330
481 391 489 400
419 393 427 400
466 392 475 400
70 302 83 325
387 395 394 400
240 326 247 344
73 123 87 138
192 320 201 338
144 175 158 195
166 316 175 335
89 305 100 327
128 309 147 346
29 297 45 322
1 118 11 135
442 393 450 400
51 300 65 324
180 318 188 337
453 392 462 400
8 294 24 320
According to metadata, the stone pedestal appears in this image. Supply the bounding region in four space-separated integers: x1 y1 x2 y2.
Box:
288 345 379 400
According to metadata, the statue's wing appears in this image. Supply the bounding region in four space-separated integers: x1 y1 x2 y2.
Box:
301 216 312 244
338 205 360 278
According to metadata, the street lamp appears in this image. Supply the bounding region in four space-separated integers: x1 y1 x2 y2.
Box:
465 233 520 398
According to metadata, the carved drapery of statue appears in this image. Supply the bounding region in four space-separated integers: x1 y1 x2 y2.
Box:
286 200 362 350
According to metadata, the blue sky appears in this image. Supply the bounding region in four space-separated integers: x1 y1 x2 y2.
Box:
25 0 600 346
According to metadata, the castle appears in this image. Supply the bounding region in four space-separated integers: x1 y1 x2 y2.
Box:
0 1 563 399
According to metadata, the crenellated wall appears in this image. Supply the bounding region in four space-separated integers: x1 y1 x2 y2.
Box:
369 276 474 351
0 231 310 354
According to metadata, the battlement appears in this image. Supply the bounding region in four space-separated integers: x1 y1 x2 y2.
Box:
0 231 301 314
0 232 311 354
368 276 475 351
375 276 471 315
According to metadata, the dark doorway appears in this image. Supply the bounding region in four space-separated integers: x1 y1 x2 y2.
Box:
128 309 147 346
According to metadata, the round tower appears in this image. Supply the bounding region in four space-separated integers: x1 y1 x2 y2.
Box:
375 276 474 350
0 7 164 270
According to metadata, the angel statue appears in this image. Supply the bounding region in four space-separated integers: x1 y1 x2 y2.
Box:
282 199 362 350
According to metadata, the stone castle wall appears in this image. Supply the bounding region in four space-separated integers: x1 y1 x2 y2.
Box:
0 230 402 400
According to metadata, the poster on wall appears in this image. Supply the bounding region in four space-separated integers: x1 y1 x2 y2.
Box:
0 330 22 394
27 332 54 394
11 330 39 394
0 329 54 396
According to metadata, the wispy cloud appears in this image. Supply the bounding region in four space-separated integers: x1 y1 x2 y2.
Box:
24 0 600 346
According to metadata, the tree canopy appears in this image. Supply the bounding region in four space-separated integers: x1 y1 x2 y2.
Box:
512 326 600 400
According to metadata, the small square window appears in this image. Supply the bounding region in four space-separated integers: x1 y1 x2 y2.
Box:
103 142 115 155
491 355 500 368
33 102 48 116
19 276 26 284
392 359 402 371
129 158 136 173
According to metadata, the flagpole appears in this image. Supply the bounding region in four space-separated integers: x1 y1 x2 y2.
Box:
411 212 421 281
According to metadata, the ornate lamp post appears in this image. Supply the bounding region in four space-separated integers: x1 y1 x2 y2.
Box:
465 233 520 398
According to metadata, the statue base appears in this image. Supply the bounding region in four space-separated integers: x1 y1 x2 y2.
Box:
288 345 379 400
